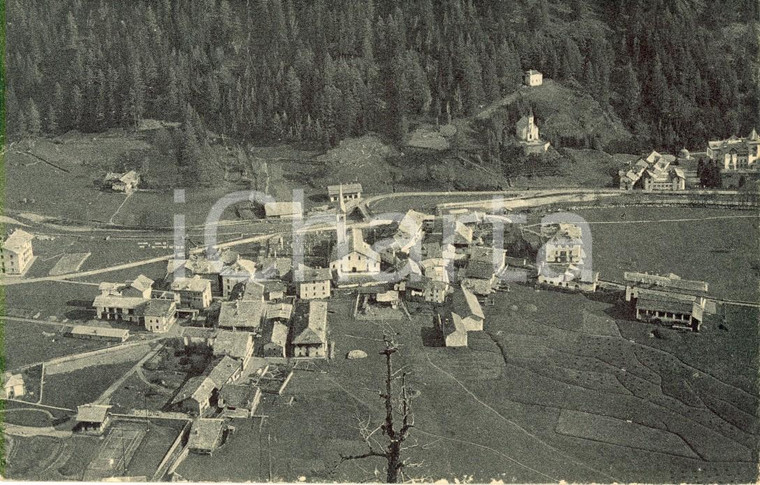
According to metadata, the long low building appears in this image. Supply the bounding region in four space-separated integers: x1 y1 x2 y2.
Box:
70 326 130 343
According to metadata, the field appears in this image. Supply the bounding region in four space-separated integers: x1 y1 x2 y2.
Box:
569 206 760 301
41 359 142 409
48 252 91 276
2 320 111 370
4 434 101 481
171 276 758 483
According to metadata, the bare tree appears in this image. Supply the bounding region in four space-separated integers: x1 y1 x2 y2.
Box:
340 335 415 483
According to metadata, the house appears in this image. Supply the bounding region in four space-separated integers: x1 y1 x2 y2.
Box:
400 277 449 304
92 294 147 324
263 322 289 358
328 183 363 203
239 280 266 302
618 151 685 191
262 280 288 300
461 246 506 295
2 372 25 399
537 263 599 292
444 220 473 247
1 229 34 275
330 227 381 276
523 69 543 87
166 253 226 294
294 265 332 299
255 257 293 282
205 355 243 388
75 404 112 434
182 327 217 348
451 286 484 331
171 376 217 415
438 313 468 348
391 210 430 254
541 223 585 264
624 272 709 332
171 276 213 309
69 326 130 343
515 111 550 154
707 129 760 171
264 201 303 220
291 300 328 358
212 330 254 369
104 170 140 193
265 302 294 324
141 299 177 333
219 384 262 418
188 418 227 455
217 300 264 330
221 259 257 298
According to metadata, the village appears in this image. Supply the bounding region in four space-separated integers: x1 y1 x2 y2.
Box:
1 70 759 483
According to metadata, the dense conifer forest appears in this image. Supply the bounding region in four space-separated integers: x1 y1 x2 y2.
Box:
5 0 759 157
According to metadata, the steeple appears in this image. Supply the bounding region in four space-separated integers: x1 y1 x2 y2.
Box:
749 128 759 141
338 183 346 214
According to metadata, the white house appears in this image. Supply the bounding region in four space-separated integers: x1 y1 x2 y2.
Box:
523 69 543 87
1 229 34 275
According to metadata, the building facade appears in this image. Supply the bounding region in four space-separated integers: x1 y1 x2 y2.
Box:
1 229 34 275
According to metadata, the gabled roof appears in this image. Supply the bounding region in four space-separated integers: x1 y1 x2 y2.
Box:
171 276 212 293
328 183 363 196
71 326 130 340
465 260 497 280
92 294 147 310
452 286 484 320
76 404 111 423
265 302 293 321
624 272 708 293
130 275 155 293
292 301 327 345
220 259 257 278
332 227 379 262
441 313 467 338
188 418 225 451
218 300 264 329
205 355 242 388
294 265 331 283
172 376 216 405
268 322 289 347
213 330 253 359
241 280 266 301
2 229 33 252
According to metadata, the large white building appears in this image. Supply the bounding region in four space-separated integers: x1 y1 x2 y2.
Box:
330 227 380 276
707 129 760 171
1 229 34 275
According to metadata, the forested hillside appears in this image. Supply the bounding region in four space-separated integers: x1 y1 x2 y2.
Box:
5 0 759 156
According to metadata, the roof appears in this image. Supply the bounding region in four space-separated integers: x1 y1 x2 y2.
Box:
213 330 253 359
470 246 505 266
219 384 258 409
441 313 467 338
465 260 497 280
141 299 176 318
265 302 293 321
624 272 708 293
328 183 363 196
76 404 111 423
131 275 155 293
405 276 448 292
171 276 212 293
188 418 225 451
105 171 139 183
636 297 696 315
461 278 494 296
295 265 332 283
264 201 302 218
92 294 147 310
221 259 257 279
255 258 292 279
397 210 429 236
205 355 242 388
292 301 328 345
2 229 33 252
71 326 129 339
218 300 264 329
332 227 379 262
268 322 289 347
241 280 266 301
183 327 217 340
171 376 216 405
453 286 484 319
525 69 542 75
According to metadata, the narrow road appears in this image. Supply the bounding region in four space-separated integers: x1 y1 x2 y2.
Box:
94 343 162 405
3 423 73 438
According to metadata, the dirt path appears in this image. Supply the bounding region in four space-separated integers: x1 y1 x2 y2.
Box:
108 192 133 225
4 423 73 438
94 344 163 405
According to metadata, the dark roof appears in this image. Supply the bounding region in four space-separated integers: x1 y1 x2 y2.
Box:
636 297 695 314
466 260 497 280
205 356 242 388
219 384 258 409
141 299 176 318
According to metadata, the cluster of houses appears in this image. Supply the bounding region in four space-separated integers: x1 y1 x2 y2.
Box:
617 128 760 191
